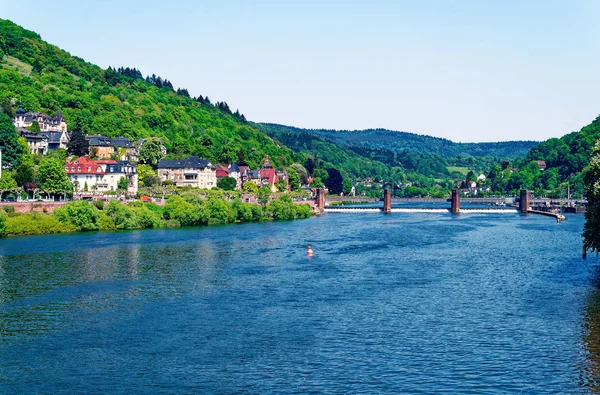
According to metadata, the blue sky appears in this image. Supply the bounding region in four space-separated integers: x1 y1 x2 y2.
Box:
2 0 599 142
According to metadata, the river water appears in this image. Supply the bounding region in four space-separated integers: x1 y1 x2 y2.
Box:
0 210 598 393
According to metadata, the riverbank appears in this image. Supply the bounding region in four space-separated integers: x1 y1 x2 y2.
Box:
0 195 313 238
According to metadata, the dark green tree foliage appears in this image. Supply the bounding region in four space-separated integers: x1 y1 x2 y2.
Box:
0 112 24 168
325 167 343 195
259 123 538 158
14 161 34 186
217 176 237 191
0 211 5 237
66 129 89 157
584 141 600 253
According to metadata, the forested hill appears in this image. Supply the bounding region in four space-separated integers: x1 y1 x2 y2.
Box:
259 124 538 159
0 18 302 169
484 114 600 198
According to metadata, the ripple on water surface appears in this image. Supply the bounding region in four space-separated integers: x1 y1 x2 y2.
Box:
0 213 598 393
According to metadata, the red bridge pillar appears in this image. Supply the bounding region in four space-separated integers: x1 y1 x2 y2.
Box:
451 189 460 214
383 188 392 213
316 188 325 213
520 189 530 213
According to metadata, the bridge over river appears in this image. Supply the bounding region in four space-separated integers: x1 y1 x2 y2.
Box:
315 189 566 222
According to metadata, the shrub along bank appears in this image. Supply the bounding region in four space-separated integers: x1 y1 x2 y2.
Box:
0 196 313 237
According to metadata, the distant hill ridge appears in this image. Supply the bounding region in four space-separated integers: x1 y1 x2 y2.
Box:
260 123 538 159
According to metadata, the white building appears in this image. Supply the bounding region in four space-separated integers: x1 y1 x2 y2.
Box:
66 157 138 195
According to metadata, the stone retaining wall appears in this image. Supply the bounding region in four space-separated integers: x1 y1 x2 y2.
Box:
0 202 67 213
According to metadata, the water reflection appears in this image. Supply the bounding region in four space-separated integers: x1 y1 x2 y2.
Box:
582 270 600 390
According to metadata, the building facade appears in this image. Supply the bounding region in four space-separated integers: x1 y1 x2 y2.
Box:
158 156 217 189
15 105 70 152
65 157 138 194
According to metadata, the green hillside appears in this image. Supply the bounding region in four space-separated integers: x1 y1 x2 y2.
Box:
259 124 538 158
0 18 301 169
484 115 600 197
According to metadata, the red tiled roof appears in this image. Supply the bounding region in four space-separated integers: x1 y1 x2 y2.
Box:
65 157 105 174
216 164 229 178
260 168 277 184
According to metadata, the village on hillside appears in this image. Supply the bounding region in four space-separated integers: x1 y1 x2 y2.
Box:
9 105 298 201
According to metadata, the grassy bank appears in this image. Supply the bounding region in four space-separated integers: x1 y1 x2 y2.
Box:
0 195 313 238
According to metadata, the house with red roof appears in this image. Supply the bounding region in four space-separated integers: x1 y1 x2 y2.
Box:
65 157 138 194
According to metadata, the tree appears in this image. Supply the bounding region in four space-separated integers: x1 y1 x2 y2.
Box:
313 168 329 184
26 121 41 134
304 158 315 175
217 176 237 191
0 211 5 237
343 178 353 196
37 157 72 198
67 130 90 157
242 182 258 193
286 167 300 191
276 178 288 192
14 160 34 187
0 112 25 169
325 167 343 195
0 171 18 200
291 163 309 185
310 177 324 188
584 141 600 254
257 186 271 205
139 138 164 167
117 177 130 192
54 201 100 231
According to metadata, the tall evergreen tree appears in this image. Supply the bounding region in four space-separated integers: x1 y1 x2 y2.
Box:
67 130 90 157
0 112 25 168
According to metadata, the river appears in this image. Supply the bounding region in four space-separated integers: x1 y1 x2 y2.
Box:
0 211 598 393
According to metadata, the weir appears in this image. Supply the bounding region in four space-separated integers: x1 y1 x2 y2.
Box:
320 189 565 221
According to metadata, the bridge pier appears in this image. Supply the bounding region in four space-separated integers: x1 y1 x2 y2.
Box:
383 189 392 213
519 189 530 213
316 188 325 213
451 189 460 214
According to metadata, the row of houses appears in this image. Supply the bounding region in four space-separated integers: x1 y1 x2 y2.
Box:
14 105 165 161
158 155 288 192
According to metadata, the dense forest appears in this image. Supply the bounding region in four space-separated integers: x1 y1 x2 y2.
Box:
259 124 538 158
483 115 600 198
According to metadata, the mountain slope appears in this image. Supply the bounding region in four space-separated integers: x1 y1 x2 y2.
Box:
0 18 301 169
259 123 538 159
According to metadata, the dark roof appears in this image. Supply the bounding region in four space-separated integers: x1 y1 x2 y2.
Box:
112 137 133 148
41 131 65 143
86 135 112 146
86 135 132 147
105 161 137 174
19 129 47 140
158 156 213 169
15 104 25 115
229 162 240 173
